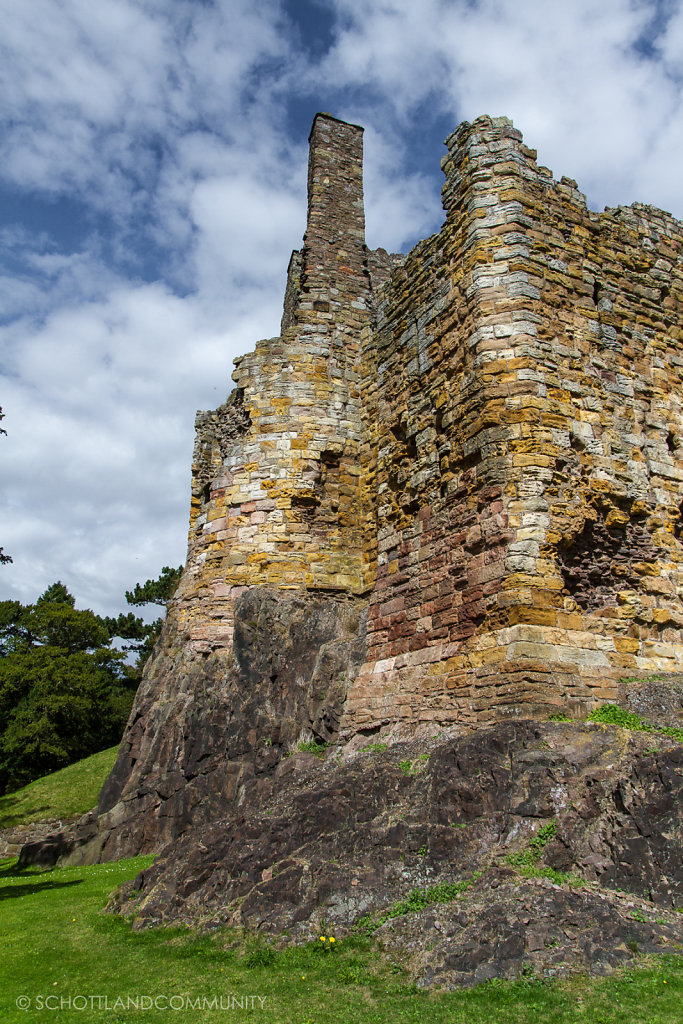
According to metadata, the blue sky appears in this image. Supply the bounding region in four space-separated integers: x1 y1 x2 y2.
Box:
1 0 683 615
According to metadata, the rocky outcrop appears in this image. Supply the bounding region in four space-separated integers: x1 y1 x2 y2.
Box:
22 588 365 866
110 720 683 985
376 873 683 987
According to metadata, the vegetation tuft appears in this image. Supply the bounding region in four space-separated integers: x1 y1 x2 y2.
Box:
355 872 483 934
588 703 683 743
398 753 430 776
296 740 328 759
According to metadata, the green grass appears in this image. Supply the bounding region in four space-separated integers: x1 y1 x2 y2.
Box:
587 704 683 743
0 746 118 829
0 856 681 1023
296 740 328 759
507 820 558 867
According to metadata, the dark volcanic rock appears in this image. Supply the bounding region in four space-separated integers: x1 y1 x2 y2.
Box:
22 588 366 866
109 720 683 985
378 870 683 988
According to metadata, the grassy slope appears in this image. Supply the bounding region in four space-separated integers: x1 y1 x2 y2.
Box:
0 855 681 1024
0 746 118 829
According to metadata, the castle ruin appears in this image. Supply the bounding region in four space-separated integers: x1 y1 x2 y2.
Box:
180 112 683 727
64 112 683 861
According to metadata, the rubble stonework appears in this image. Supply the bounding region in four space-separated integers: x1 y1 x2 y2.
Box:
27 113 683 865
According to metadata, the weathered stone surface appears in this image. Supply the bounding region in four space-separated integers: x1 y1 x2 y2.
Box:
0 817 80 861
109 721 683 984
377 873 683 988
173 111 683 744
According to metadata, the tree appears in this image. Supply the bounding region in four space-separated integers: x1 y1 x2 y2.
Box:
0 582 146 793
122 564 183 670
125 565 183 607
0 407 11 566
0 567 184 793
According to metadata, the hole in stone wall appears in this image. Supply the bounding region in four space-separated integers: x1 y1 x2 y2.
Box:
592 279 600 306
321 449 341 469
292 493 320 507
674 500 683 541
291 491 321 526
201 482 211 504
391 421 418 459
667 430 676 454
401 497 421 517
456 450 479 472
557 511 658 611
217 388 252 454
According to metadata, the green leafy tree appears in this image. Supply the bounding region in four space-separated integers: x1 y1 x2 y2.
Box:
0 582 146 793
122 564 183 669
0 567 183 792
125 565 183 608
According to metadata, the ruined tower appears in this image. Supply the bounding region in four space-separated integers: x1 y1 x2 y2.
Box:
58 113 683 863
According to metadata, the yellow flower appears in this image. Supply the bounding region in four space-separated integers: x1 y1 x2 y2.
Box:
320 936 326 942
329 937 335 944
301 975 306 980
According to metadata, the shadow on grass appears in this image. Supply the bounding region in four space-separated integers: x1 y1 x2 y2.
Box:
0 878 83 901
0 793 53 829
0 858 61 880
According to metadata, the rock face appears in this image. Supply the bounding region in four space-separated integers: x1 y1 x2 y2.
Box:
112 720 683 986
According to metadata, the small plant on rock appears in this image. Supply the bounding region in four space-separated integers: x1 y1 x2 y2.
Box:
297 740 328 759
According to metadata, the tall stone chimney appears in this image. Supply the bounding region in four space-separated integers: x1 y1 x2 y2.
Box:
282 114 369 332
303 113 366 300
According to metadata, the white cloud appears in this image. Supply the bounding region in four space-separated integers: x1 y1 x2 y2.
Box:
318 0 683 215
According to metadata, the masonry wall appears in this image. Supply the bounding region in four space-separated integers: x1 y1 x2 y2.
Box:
341 115 683 736
162 110 683 735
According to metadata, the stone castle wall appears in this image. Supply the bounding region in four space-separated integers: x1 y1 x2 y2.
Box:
37 110 683 866
343 116 683 735
160 112 683 734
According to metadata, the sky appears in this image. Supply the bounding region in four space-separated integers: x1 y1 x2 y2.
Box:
1 0 683 617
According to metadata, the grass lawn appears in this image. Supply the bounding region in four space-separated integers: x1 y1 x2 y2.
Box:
0 854 681 1024
0 746 119 829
